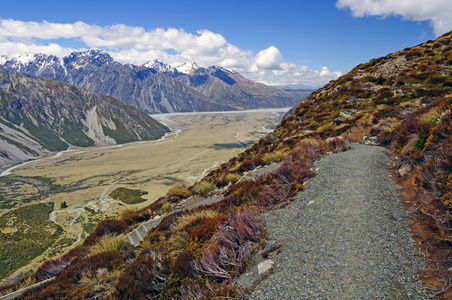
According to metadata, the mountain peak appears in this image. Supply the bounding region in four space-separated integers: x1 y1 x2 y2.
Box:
65 48 114 67
176 61 200 74
143 59 174 72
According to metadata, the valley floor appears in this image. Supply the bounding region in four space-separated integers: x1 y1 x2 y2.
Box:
0 108 289 286
238 144 426 299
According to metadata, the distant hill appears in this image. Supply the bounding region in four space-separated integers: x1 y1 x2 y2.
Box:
0 49 303 113
0 69 169 167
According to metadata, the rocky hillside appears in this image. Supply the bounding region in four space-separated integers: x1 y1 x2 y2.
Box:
4 32 452 299
0 49 306 113
0 69 169 167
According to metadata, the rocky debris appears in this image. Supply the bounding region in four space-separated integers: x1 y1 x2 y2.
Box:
239 162 283 182
363 135 379 145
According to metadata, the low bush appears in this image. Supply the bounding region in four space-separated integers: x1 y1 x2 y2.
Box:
84 219 128 246
174 210 221 232
189 215 227 241
171 249 197 278
113 249 164 299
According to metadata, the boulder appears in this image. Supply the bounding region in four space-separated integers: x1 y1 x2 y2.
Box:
258 259 274 275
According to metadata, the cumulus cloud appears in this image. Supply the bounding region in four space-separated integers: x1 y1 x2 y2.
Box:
0 18 341 87
254 46 283 70
336 0 452 36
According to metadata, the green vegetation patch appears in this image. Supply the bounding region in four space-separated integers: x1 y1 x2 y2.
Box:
102 116 137 144
109 187 148 205
0 203 63 280
61 127 94 147
21 112 68 151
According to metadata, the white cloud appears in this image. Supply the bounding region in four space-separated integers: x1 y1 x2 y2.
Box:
0 19 341 87
245 63 342 87
254 46 283 70
336 0 452 36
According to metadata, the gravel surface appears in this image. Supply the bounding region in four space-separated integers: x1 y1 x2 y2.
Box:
239 144 426 299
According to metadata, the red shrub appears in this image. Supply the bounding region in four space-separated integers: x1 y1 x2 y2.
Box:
257 182 290 210
192 207 262 281
189 215 227 241
171 250 197 278
35 246 87 281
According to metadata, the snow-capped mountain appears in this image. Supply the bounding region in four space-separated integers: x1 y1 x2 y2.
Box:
175 61 201 74
0 49 306 113
142 59 175 73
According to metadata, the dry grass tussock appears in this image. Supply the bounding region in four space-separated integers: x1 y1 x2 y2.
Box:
117 206 139 220
19 277 36 289
174 210 220 231
166 184 191 198
192 181 216 196
262 151 288 164
401 134 420 155
89 233 126 257
79 267 120 292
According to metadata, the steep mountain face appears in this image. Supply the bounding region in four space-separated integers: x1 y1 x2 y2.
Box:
170 66 302 109
0 49 304 113
0 69 169 167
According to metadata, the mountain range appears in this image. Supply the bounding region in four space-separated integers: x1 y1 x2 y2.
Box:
0 69 169 167
0 49 309 114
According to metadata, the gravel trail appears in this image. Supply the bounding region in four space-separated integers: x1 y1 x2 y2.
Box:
244 144 425 299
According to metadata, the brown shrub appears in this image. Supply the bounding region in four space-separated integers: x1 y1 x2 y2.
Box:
171 249 197 278
113 249 164 299
21 252 123 300
84 219 129 246
189 215 227 241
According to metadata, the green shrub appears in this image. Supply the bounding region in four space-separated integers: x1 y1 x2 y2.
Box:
0 203 63 280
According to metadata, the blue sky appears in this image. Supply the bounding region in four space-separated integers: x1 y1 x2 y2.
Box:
0 0 450 87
